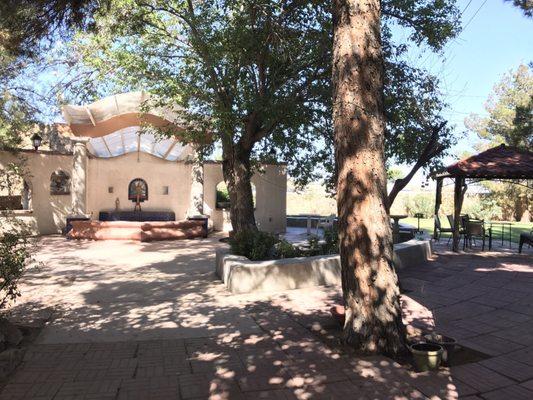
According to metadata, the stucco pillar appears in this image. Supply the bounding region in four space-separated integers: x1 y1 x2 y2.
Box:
70 137 90 216
188 154 204 217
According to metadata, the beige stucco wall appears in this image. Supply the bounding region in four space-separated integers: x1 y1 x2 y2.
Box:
86 152 193 220
253 164 287 233
203 162 287 233
0 150 73 235
1 149 287 235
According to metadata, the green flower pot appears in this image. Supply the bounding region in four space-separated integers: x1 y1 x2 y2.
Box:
409 342 444 372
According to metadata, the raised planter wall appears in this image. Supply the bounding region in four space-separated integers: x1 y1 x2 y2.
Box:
216 239 433 294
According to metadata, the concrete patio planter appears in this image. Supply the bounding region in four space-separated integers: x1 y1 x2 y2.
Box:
216 239 432 294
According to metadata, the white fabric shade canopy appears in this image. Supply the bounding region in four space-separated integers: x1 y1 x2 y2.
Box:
86 126 192 161
62 92 195 161
62 91 178 128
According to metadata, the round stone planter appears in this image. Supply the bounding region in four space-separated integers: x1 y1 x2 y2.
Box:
424 333 457 365
409 342 444 372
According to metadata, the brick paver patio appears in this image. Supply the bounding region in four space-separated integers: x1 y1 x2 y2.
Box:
1 235 532 399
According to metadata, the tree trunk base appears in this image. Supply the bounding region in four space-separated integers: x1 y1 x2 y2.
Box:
342 296 407 357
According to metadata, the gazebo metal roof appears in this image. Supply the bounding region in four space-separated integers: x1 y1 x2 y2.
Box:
443 144 533 179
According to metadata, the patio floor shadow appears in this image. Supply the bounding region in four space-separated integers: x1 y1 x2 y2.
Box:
1 234 532 399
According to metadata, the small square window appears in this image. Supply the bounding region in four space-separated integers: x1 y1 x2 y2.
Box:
108 186 114 194
162 186 169 195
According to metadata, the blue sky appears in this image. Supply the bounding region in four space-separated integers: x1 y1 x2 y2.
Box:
410 0 532 161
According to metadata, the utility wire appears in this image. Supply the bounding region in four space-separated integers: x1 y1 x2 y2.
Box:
463 0 489 31
461 0 475 15
402 0 481 71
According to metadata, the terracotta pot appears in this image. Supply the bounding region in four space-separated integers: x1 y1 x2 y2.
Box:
329 305 345 326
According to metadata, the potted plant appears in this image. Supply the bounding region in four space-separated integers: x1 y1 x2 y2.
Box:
424 333 457 365
409 342 444 372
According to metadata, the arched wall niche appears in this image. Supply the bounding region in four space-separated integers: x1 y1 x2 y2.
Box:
128 178 149 203
50 170 71 195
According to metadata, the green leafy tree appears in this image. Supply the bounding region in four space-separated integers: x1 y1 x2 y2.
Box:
60 0 460 233
402 193 435 218
0 0 113 148
0 0 100 309
466 64 533 221
60 0 333 232
466 64 532 150
0 0 107 58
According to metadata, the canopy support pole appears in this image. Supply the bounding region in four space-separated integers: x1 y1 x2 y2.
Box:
452 177 466 252
433 177 443 240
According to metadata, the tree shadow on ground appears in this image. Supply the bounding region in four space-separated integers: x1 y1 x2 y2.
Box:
2 236 532 399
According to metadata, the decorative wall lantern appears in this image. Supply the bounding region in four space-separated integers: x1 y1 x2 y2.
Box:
31 133 43 151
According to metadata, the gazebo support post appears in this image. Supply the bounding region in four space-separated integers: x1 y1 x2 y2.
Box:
433 177 443 240
452 176 465 252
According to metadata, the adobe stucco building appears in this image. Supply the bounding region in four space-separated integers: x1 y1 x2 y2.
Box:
0 92 287 235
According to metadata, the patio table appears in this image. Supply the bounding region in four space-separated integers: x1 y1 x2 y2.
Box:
390 215 408 232
390 214 408 243
488 221 513 248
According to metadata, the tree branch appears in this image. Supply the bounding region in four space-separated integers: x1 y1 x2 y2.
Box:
387 121 447 209
382 10 419 27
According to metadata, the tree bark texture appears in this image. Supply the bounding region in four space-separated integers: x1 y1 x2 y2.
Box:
222 147 257 233
433 177 443 240
332 0 405 355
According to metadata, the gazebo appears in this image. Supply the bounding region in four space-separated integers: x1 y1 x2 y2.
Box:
434 144 533 252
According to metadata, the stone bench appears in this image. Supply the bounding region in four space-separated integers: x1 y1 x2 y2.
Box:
67 220 206 241
216 239 433 294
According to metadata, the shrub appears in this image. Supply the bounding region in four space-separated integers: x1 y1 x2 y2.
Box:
229 230 278 261
402 193 434 218
0 232 30 308
0 161 32 309
463 195 502 221
305 227 339 256
216 187 230 203
274 239 303 259
230 227 340 261
323 226 339 254
306 235 321 256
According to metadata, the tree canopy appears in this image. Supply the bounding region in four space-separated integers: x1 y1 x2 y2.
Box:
0 0 110 149
466 63 532 150
59 0 460 192
0 0 107 58
0 0 463 232
466 63 532 222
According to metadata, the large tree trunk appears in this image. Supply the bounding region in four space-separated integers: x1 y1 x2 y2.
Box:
222 148 257 233
332 0 405 355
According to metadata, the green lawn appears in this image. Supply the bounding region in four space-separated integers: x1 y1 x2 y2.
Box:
403 217 532 244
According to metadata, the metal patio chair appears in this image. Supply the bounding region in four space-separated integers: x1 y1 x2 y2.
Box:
463 220 492 251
